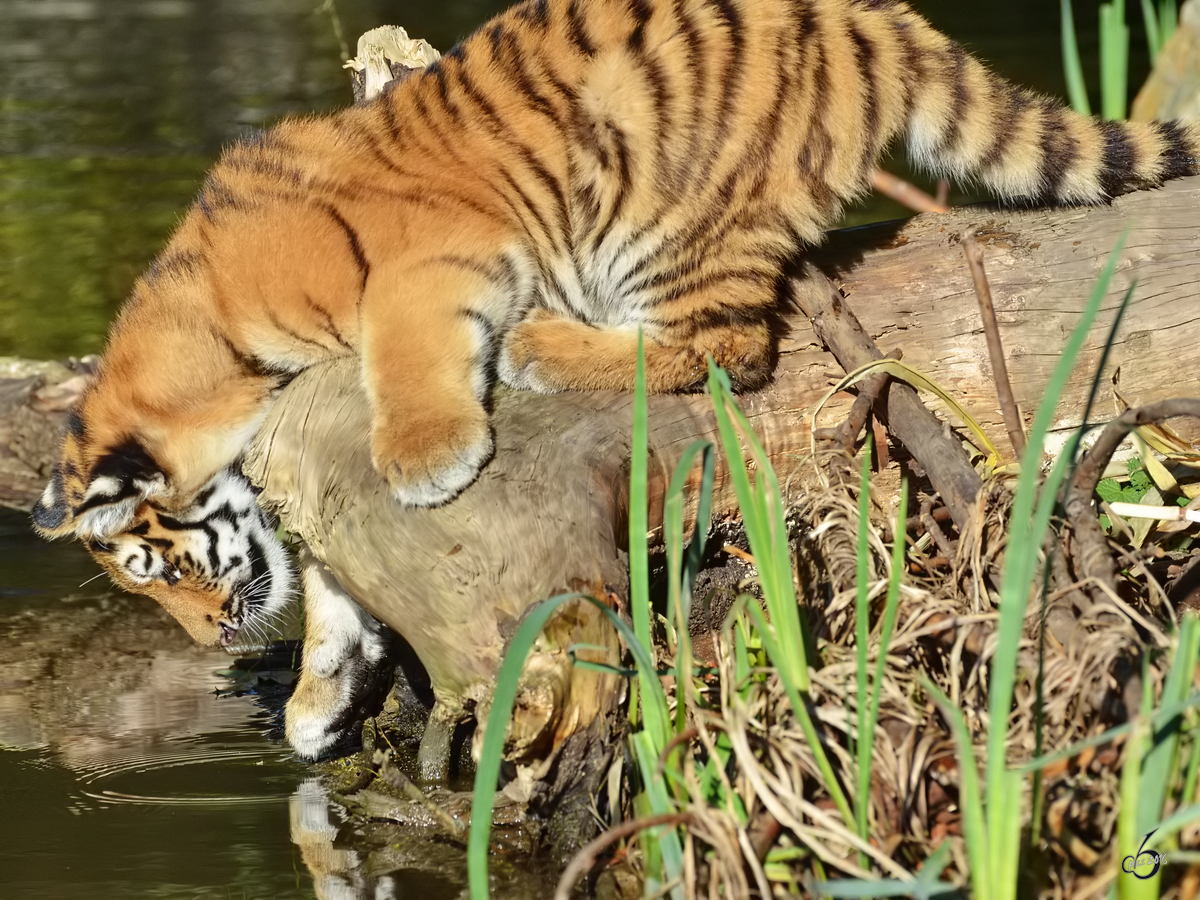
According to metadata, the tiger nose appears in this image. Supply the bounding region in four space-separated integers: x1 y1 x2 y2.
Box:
218 621 238 647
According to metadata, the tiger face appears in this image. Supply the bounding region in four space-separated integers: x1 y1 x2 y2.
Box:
45 463 294 648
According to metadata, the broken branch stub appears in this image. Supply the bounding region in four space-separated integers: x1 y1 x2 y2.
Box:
343 26 440 103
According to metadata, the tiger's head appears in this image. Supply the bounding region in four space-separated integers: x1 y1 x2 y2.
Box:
29 261 287 645
35 457 293 648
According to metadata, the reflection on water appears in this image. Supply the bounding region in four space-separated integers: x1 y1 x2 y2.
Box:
288 777 561 900
0 0 513 360
0 506 312 897
290 779 457 900
0 508 557 899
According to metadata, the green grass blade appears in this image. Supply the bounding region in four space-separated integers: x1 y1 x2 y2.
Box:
815 874 959 899
734 613 752 693
630 331 653 693
664 439 714 735
1061 0 1093 114
854 443 873 854
664 439 716 617
1160 0 1177 44
1145 802 1200 848
469 592 674 898
632 730 686 899
1038 278 1136 833
707 360 806 688
468 592 589 898
1138 614 1200 836
997 768 1023 900
863 482 907 839
1183 724 1200 815
985 234 1129 896
1100 0 1130 120
1118 709 1155 899
852 451 907 868
1020 690 1200 773
914 843 955 890
1140 0 1162 58
742 591 855 830
989 238 1126 755
707 358 855 827
1030 560 1055 845
665 438 717 591
925 679 989 900
628 329 674 747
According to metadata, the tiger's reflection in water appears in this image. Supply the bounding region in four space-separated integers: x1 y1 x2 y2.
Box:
288 778 560 900
0 592 287 770
290 779 400 900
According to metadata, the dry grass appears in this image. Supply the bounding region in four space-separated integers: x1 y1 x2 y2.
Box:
596 454 1200 899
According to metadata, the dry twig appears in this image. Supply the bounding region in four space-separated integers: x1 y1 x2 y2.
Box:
1063 398 1200 601
871 168 951 214
553 813 695 900
792 264 983 533
960 227 1025 459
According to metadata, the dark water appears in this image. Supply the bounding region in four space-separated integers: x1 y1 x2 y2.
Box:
0 509 553 900
0 508 310 899
0 0 1154 896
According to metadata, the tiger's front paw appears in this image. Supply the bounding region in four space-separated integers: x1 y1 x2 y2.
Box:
371 409 493 508
285 620 395 762
285 669 361 762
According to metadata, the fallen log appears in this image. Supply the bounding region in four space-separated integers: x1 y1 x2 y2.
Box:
5 172 1197 851
237 175 1200 787
3 155 1197 790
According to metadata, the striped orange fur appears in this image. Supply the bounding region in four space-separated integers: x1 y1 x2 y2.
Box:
34 0 1200 654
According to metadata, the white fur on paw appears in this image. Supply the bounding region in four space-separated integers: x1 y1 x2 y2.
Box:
285 693 346 761
497 341 557 394
304 609 367 678
302 563 369 678
394 430 493 508
359 626 388 665
306 636 354 680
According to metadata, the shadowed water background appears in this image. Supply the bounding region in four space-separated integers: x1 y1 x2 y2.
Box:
0 0 1151 896
0 506 314 899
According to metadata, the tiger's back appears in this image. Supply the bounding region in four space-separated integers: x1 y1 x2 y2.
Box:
184 0 1200 396
34 0 1199 649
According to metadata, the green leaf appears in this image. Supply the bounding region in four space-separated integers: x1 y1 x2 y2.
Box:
1097 478 1125 503
1061 0 1093 114
468 593 672 899
1128 460 1152 494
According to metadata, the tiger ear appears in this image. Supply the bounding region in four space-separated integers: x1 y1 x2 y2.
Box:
33 438 167 540
31 469 73 538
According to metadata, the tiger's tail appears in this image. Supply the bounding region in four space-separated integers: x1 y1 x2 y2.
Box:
854 0 1200 203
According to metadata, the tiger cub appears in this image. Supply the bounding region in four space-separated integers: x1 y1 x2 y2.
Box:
31 0 1199 753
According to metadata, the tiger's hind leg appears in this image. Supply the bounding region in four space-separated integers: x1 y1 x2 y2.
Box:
285 551 399 761
498 305 775 394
